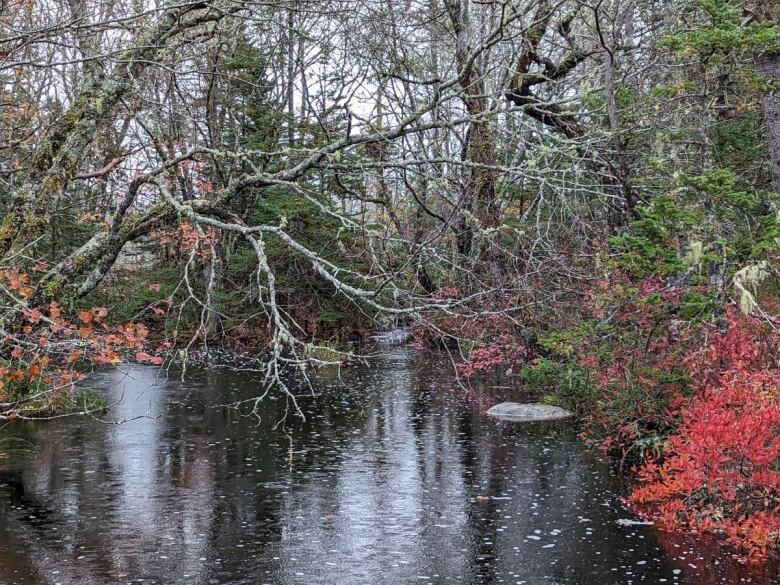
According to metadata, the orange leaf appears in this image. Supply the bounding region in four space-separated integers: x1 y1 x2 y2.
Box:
25 308 42 323
136 352 163 365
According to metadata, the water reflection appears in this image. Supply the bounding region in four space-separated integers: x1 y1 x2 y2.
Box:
0 349 775 584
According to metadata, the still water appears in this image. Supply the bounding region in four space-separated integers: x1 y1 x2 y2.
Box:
0 348 776 585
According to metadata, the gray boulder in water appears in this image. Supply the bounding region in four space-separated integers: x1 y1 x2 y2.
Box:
486 402 573 422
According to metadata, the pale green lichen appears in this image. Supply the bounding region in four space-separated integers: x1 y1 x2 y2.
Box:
684 240 703 266
733 261 770 315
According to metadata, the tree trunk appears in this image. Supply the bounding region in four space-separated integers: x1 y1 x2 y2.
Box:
757 51 780 198
444 0 499 260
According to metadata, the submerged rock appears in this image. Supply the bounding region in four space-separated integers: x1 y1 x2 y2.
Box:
486 402 573 422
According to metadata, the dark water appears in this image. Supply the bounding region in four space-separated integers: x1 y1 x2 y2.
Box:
0 348 776 585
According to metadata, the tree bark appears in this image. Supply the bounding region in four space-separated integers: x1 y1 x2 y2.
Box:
444 0 499 258
757 51 780 198
505 2 634 233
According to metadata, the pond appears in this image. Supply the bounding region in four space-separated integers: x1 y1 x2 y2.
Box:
0 347 776 584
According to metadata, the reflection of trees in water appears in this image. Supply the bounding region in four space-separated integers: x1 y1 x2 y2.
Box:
405 353 684 585
653 528 777 584
0 471 65 582
0 367 222 583
183 361 397 582
0 354 777 584
0 362 316 583
407 353 574 583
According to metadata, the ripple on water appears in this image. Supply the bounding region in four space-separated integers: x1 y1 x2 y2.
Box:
0 349 776 584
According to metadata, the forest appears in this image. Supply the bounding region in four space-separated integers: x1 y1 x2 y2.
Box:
2 0 780 574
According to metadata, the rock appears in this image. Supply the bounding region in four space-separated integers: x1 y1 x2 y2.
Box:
486 402 573 422
369 328 410 345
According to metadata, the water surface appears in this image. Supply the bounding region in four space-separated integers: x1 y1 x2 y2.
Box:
0 349 776 584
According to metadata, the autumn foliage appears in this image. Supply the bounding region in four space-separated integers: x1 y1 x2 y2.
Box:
556 277 780 559
629 309 780 560
0 270 165 417
442 267 780 559
412 286 536 377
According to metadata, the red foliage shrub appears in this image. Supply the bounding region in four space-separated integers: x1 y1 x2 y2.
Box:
569 275 697 455
629 309 780 560
155 221 217 259
415 269 780 558
456 335 530 377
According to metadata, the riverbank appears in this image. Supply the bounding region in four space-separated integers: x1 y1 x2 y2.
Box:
443 284 780 561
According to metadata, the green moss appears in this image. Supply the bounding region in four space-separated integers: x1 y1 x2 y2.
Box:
60 106 81 128
44 274 67 298
119 205 169 236
0 211 20 250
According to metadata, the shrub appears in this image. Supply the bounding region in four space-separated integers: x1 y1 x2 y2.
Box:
629 309 780 560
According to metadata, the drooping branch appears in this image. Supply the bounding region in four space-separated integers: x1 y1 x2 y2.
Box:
1 1 246 257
